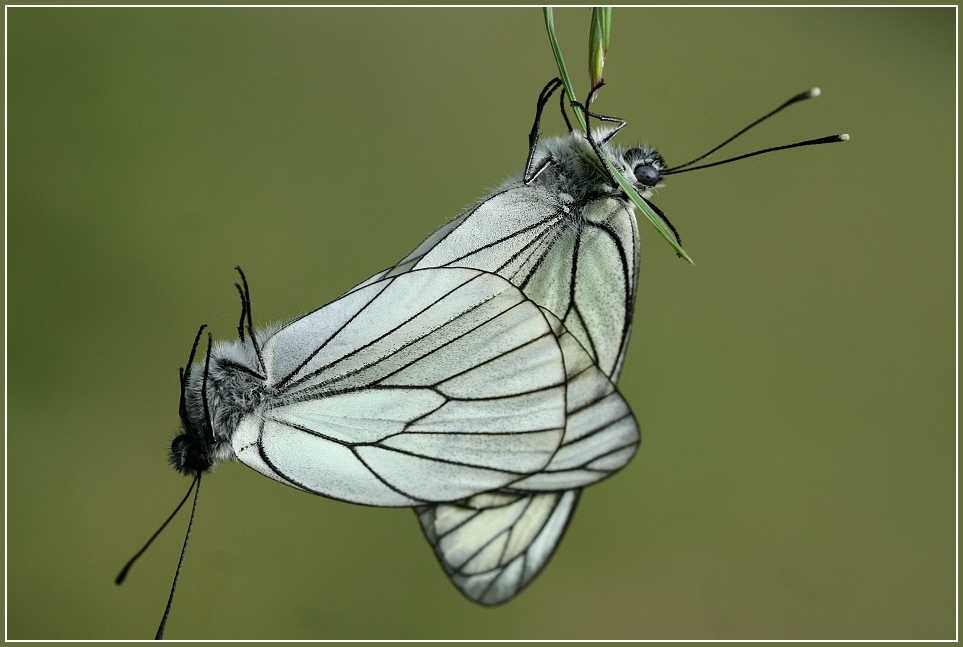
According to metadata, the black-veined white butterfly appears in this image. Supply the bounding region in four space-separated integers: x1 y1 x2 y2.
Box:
136 266 571 638
364 80 651 605
177 267 569 505
359 78 846 605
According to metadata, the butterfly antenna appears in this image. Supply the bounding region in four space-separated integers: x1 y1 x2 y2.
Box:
155 473 202 640
178 325 207 423
662 134 849 175
114 477 198 585
524 78 564 185
666 88 837 172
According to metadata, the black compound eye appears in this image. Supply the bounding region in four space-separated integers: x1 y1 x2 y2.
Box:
633 164 661 187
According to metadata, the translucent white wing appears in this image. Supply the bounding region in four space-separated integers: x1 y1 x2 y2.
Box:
369 184 640 381
512 310 639 490
415 490 580 606
230 268 566 507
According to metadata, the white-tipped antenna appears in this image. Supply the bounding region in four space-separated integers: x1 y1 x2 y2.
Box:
665 87 834 174
663 134 849 175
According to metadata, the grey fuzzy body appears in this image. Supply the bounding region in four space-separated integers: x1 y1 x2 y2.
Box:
520 129 665 207
172 323 283 473
467 129 666 265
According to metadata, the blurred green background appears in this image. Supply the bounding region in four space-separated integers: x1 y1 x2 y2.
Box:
7 7 955 640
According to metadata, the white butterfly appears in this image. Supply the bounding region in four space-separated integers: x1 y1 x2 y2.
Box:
360 81 661 604
398 81 849 605
173 267 569 506
140 265 574 637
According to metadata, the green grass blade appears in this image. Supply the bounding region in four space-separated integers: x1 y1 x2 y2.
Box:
605 157 694 263
543 7 587 133
600 7 611 49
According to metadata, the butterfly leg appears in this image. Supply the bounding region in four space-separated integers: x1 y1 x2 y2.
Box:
641 196 683 249
524 78 565 185
232 266 265 371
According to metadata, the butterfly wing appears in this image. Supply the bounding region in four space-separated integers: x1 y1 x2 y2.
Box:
511 309 639 491
230 268 567 507
373 185 640 380
415 490 580 606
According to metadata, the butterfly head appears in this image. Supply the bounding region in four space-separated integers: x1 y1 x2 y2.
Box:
621 146 666 194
